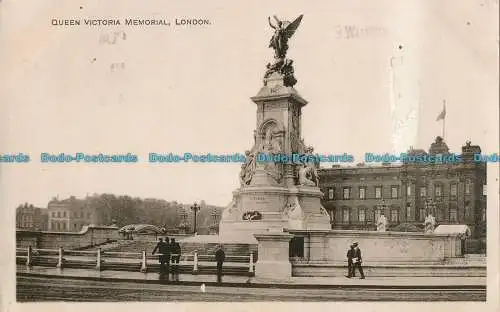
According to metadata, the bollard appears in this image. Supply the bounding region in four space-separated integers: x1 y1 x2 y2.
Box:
95 248 102 271
26 246 33 266
56 247 64 269
193 251 199 274
248 252 254 273
140 250 147 273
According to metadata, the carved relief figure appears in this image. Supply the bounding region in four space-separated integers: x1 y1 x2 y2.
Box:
377 213 388 232
283 197 303 220
255 120 284 184
242 211 262 221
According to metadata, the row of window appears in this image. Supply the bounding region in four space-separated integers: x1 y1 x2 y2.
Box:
330 206 486 223
330 207 459 223
326 182 471 200
51 211 91 219
327 186 401 200
21 215 33 222
51 221 84 231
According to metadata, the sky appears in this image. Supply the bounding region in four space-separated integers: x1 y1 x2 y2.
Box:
0 0 498 210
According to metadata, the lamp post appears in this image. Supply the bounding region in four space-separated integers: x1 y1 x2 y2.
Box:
190 203 201 234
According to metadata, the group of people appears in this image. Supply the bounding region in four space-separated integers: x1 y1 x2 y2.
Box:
346 242 365 279
152 238 227 284
152 237 182 277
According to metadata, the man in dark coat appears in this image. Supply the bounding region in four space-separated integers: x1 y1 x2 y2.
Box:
352 242 365 279
214 244 225 284
152 238 166 273
345 244 356 278
161 236 171 274
170 238 181 277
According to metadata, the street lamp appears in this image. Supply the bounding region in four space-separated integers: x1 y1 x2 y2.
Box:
190 203 201 234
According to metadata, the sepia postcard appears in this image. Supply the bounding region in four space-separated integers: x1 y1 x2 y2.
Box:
0 0 499 311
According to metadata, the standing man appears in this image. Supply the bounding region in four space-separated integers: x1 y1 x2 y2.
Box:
152 238 167 274
160 236 171 275
170 238 181 280
214 244 225 284
345 244 356 278
352 242 365 279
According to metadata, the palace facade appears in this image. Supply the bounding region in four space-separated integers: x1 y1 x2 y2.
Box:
318 137 487 240
47 196 101 232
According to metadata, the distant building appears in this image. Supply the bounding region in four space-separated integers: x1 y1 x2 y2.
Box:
319 138 487 239
16 204 48 231
47 196 101 232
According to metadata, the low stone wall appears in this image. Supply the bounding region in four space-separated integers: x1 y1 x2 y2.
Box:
288 229 464 265
16 225 120 249
292 263 486 277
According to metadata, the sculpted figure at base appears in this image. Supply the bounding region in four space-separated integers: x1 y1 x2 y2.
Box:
298 164 316 187
239 150 256 186
377 213 388 232
424 214 436 233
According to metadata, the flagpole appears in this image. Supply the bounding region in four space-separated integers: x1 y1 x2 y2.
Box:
442 100 446 140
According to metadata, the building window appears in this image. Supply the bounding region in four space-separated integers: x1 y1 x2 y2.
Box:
63 211 66 218
328 208 335 222
450 184 457 197
419 208 426 221
359 187 366 200
374 208 381 222
391 209 399 222
342 208 350 222
57 211 61 218
56 222 60 230
391 186 399 199
358 208 365 222
406 203 411 220
450 208 458 222
62 223 66 230
328 188 334 200
73 223 77 229
406 185 411 196
420 187 427 197
435 184 442 197
87 213 91 219
375 187 382 199
342 187 351 200
52 212 56 217
465 179 471 195
482 208 486 221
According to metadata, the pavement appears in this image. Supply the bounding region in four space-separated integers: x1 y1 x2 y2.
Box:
17 265 486 289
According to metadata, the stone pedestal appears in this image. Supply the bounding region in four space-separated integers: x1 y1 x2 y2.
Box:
218 41 330 242
254 231 293 279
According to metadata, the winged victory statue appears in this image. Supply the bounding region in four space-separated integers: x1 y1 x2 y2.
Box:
264 15 303 87
268 15 303 60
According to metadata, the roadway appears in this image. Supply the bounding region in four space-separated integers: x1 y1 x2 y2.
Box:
17 275 486 302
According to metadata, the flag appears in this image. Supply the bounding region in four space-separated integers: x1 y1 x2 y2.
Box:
436 102 446 121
